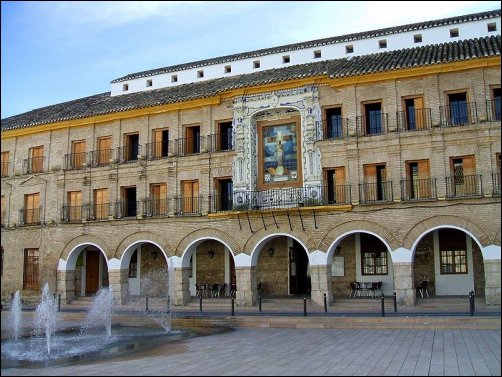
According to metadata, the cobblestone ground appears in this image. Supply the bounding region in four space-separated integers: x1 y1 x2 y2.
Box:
2 328 501 376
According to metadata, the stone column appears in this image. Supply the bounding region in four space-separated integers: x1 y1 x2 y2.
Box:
484 259 501 305
108 268 129 305
235 266 256 307
310 264 332 306
393 262 415 306
173 267 191 306
57 269 75 304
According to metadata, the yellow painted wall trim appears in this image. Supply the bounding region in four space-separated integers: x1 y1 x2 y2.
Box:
2 56 499 139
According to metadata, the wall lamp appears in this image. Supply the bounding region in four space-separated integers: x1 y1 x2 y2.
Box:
268 247 275 257
334 246 341 255
151 250 158 259
208 250 215 259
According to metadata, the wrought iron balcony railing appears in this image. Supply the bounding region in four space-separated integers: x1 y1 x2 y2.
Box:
142 198 170 217
1 161 10 177
207 133 234 153
492 172 500 196
64 152 88 170
23 156 45 174
445 174 483 198
117 145 142 164
358 182 393 204
146 140 170 160
19 207 43 225
396 108 432 132
486 99 501 122
89 149 113 167
172 137 204 156
173 196 202 216
440 102 478 127
61 205 85 222
356 113 389 137
400 178 437 201
322 118 350 140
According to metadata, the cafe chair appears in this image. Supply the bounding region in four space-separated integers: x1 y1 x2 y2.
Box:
416 280 429 298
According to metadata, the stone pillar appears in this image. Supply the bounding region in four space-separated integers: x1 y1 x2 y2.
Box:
108 268 129 305
57 269 75 304
310 264 332 306
235 266 256 307
484 259 501 305
393 262 415 306
173 267 191 306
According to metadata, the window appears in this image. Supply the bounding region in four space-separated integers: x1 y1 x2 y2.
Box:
491 87 501 121
146 79 153 87
23 248 39 290
361 234 388 275
71 140 86 169
93 188 109 220
313 50 322 59
184 125 200 155
151 129 169 159
402 96 426 130
363 163 388 202
123 133 139 162
29 146 44 173
487 22 497 32
224 65 231 74
122 84 128 91
171 74 178 83
217 121 233 151
282 55 290 64
449 155 477 197
362 101 383 135
197 70 204 78
253 60 261 69
121 186 137 217
66 191 82 221
378 39 387 49
325 167 346 204
446 92 470 125
24 192 40 225
1 151 9 177
181 180 199 214
96 136 112 166
214 178 233 212
150 183 167 216
450 28 459 38
414 34 422 43
404 160 431 200
345 45 354 54
325 107 343 139
439 229 467 274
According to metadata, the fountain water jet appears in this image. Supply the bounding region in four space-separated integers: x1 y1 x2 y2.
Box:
34 283 58 355
82 287 114 337
11 291 22 341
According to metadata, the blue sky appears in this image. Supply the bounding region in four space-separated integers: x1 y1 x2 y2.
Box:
1 1 500 119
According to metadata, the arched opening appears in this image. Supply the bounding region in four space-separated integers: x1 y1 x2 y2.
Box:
183 239 236 298
412 228 484 298
67 244 108 297
255 235 310 296
328 232 394 298
121 241 168 298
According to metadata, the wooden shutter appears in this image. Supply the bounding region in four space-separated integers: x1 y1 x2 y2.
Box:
364 164 377 202
98 137 111 165
334 167 346 203
463 155 476 176
463 155 476 195
25 193 40 224
31 146 44 173
414 97 425 130
1 195 5 226
72 140 86 168
94 189 108 219
67 191 82 220
185 127 194 155
151 183 167 215
182 180 198 213
153 130 163 158
1 151 9 177
417 160 430 198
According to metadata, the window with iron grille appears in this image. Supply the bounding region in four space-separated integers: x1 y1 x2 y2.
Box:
440 249 467 274
23 248 39 289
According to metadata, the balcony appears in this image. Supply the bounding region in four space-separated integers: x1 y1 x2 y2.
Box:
440 102 478 127
173 196 202 216
400 178 437 201
1 161 9 177
19 207 43 225
146 140 170 160
356 113 389 137
358 182 393 204
142 198 169 217
492 172 500 196
486 99 501 122
23 157 45 174
396 108 432 132
64 152 88 170
114 200 138 218
209 185 351 213
445 174 483 198
172 136 204 157
117 145 142 164
89 149 113 167
322 118 350 140
90 203 111 220
61 205 86 222
207 133 234 153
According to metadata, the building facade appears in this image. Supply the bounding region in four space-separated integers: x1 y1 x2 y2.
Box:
1 9 501 307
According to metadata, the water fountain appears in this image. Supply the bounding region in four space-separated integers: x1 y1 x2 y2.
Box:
34 283 58 355
82 287 114 337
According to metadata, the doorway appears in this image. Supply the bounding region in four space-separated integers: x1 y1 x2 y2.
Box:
85 250 100 294
289 240 310 295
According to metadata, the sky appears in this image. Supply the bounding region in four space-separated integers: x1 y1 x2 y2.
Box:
1 1 500 119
